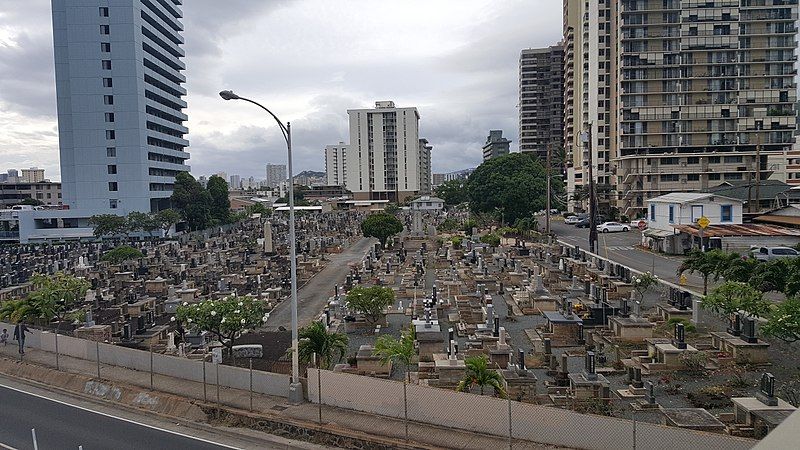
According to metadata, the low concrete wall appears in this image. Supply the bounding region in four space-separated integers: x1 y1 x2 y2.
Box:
309 369 755 450
0 321 289 397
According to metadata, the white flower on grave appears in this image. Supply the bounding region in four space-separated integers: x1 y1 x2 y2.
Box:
187 318 193 323
182 302 188 306
238 301 243 307
221 317 226 323
170 316 176 322
262 315 269 323
211 310 217 316
240 318 246 325
234 309 240 314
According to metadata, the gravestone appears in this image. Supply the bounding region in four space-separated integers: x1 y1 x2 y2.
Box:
756 372 778 406
673 322 687 349
742 316 758 344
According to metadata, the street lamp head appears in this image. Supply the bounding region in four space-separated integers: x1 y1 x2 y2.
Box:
219 90 240 101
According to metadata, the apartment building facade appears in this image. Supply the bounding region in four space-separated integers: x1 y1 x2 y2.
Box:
519 46 566 160
482 130 512 161
615 0 798 215
325 143 348 186
52 0 190 215
345 101 422 202
266 164 287 188
418 138 433 195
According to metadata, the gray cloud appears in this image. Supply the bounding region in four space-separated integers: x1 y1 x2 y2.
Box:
1 0 563 179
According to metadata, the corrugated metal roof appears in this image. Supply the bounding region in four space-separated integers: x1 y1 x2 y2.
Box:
674 223 800 237
647 192 743 204
753 215 800 227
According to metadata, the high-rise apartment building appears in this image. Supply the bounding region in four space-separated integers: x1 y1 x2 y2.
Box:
519 46 565 159
229 174 241 190
345 101 422 202
562 0 617 213
418 138 433 195
265 164 286 188
615 0 798 215
324 143 348 186
21 168 46 183
52 0 190 214
482 130 512 161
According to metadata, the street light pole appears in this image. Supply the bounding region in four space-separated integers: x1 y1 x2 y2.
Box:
219 90 302 403
583 125 598 253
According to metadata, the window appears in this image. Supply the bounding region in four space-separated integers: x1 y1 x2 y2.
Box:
106 147 116 157
100 25 110 35
660 174 679 182
99 7 109 17
101 43 111 52
650 204 656 221
109 199 118 209
721 204 733 222
103 78 113 88
709 156 720 164
724 156 743 164
725 173 743 180
669 205 675 223
107 165 117 175
102 60 112 70
104 113 115 122
105 130 115 140
103 95 114 105
108 182 118 191
687 174 700 181
709 173 721 180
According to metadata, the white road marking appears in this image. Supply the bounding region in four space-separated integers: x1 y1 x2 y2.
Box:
0 442 18 450
0 382 240 449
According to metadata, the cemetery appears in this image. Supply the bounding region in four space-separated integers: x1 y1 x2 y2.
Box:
0 207 798 446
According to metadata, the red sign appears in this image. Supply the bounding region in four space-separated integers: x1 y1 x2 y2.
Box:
637 220 647 231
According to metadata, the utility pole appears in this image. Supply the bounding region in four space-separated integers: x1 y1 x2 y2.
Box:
546 142 552 237
584 125 598 253
755 133 761 214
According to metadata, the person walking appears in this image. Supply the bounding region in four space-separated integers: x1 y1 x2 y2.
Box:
0 328 8 346
13 321 30 355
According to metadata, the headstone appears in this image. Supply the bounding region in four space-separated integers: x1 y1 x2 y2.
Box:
673 322 687 349
543 337 552 355
729 313 742 336
584 351 597 380
518 349 526 370
756 372 778 406
742 316 758 344
646 381 656 404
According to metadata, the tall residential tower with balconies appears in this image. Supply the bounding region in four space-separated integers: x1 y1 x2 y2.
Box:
519 46 565 160
616 0 797 215
52 0 190 215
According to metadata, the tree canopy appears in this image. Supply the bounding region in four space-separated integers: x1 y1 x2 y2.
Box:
206 175 232 225
360 213 403 248
346 285 394 324
762 297 800 343
465 153 560 224
0 273 91 330
296 321 349 369
703 281 771 318
456 355 507 398
176 295 268 352
171 172 213 231
89 214 128 238
101 245 144 264
435 179 468 206
373 327 416 381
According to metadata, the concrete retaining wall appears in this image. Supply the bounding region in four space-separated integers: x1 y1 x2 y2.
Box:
0 321 289 397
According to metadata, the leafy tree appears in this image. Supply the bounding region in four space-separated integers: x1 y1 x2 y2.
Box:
383 203 401 216
462 219 477 236
207 175 232 225
101 245 144 264
720 255 759 283
17 198 44 206
450 236 463 249
373 327 416 382
346 286 394 324
176 295 268 354
703 281 771 319
466 153 562 224
171 172 212 231
480 233 501 247
296 321 349 369
245 203 272 217
631 271 659 303
89 214 128 238
749 259 790 293
435 179 468 206
437 218 459 233
762 297 800 343
360 213 403 249
155 209 181 235
678 249 730 295
455 355 507 398
26 272 91 332
126 211 160 237
0 299 38 324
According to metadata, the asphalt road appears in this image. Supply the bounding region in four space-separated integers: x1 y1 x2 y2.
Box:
549 220 706 291
265 237 375 329
0 383 231 450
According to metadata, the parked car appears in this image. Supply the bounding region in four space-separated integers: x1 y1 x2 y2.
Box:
596 222 630 233
575 218 591 228
751 246 800 261
630 219 648 230
564 216 580 225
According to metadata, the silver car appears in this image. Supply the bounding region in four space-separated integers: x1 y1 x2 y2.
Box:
751 246 800 262
596 222 630 233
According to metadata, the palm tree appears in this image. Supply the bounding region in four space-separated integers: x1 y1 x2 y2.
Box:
296 321 349 369
0 299 37 324
373 327 416 382
678 249 730 295
456 355 507 398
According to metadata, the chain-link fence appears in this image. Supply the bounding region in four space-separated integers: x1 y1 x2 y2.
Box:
309 368 756 450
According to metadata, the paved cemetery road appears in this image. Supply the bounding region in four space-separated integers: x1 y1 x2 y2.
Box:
0 383 231 450
265 237 376 329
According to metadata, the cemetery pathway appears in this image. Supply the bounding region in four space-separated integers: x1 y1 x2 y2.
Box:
265 236 376 330
0 381 230 450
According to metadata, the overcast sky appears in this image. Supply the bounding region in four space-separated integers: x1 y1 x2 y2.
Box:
0 0 561 180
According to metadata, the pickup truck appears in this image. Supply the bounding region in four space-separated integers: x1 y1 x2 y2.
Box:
750 246 800 261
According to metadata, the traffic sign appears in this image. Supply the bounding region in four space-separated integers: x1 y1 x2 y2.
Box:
697 216 710 229
637 220 647 231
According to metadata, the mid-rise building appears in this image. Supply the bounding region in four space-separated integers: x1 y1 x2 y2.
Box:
52 0 190 215
519 46 565 159
325 143 348 186
345 101 422 202
21 168 46 183
418 138 433 195
0 181 62 208
615 0 798 215
229 174 241 190
266 164 286 188
432 173 446 188
482 130 512 161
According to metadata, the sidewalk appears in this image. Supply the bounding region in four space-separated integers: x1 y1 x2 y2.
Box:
0 344 557 450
